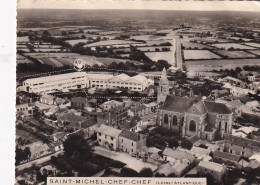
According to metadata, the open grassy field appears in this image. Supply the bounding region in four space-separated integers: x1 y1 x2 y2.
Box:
145 51 174 63
215 50 257 58
244 42 260 48
65 39 89 46
192 37 230 43
184 50 221 60
211 43 256 50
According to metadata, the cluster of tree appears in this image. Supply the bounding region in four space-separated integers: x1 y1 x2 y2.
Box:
243 65 260 72
147 127 180 150
16 137 31 146
16 146 31 165
120 167 153 177
41 34 72 49
180 138 193 150
192 79 222 96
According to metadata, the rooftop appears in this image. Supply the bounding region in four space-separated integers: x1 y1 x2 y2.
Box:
119 130 142 141
161 95 200 113
24 72 87 84
96 124 122 138
198 161 225 173
213 151 240 162
163 148 195 162
225 134 260 150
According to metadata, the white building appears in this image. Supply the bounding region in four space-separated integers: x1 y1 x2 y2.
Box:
87 73 154 92
22 72 88 94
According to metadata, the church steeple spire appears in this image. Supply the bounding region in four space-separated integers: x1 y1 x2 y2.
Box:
157 68 169 104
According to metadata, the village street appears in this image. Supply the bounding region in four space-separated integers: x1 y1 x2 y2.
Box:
16 150 64 171
94 146 158 172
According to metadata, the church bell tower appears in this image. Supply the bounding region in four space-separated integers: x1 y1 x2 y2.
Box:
157 68 169 104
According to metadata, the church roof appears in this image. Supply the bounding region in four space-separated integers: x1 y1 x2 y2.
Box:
161 95 200 113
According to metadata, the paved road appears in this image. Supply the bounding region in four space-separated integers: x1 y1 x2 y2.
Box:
94 146 158 172
16 150 64 171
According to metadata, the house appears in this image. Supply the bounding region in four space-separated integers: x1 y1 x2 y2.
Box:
157 95 233 141
96 124 122 151
51 131 67 142
162 148 195 177
189 146 211 159
226 100 246 116
97 105 128 128
118 130 146 155
132 102 157 117
119 116 142 132
251 128 260 141
57 112 88 129
162 148 195 165
40 94 56 105
21 141 52 160
223 134 260 158
80 119 98 139
100 100 123 111
245 100 260 111
71 97 89 110
213 151 240 167
198 161 227 182
230 87 249 97
211 89 230 99
16 103 34 114
249 82 260 93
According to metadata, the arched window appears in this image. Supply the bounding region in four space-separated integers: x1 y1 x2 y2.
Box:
180 117 184 127
189 120 196 132
218 121 222 132
225 122 228 133
164 114 168 124
172 115 178 125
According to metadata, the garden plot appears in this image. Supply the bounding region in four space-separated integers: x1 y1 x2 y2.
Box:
211 43 256 50
145 51 174 63
215 50 256 58
184 50 221 60
244 42 260 48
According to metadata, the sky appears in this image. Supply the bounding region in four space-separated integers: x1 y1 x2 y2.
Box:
17 0 260 12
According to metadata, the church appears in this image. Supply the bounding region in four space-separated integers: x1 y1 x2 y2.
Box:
156 69 233 141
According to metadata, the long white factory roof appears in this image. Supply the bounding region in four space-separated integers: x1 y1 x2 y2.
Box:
24 72 87 84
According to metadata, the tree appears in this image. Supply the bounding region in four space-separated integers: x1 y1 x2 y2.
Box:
81 35 86 39
139 168 153 177
181 139 193 150
121 167 139 177
63 134 93 160
61 31 67 36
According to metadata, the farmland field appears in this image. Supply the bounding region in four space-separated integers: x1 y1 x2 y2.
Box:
86 40 139 47
211 43 256 50
17 36 29 43
183 50 221 60
33 45 61 49
33 48 63 52
192 37 230 43
244 42 260 48
145 51 174 64
65 39 89 46
215 50 257 58
181 41 214 49
248 50 260 56
16 54 34 64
